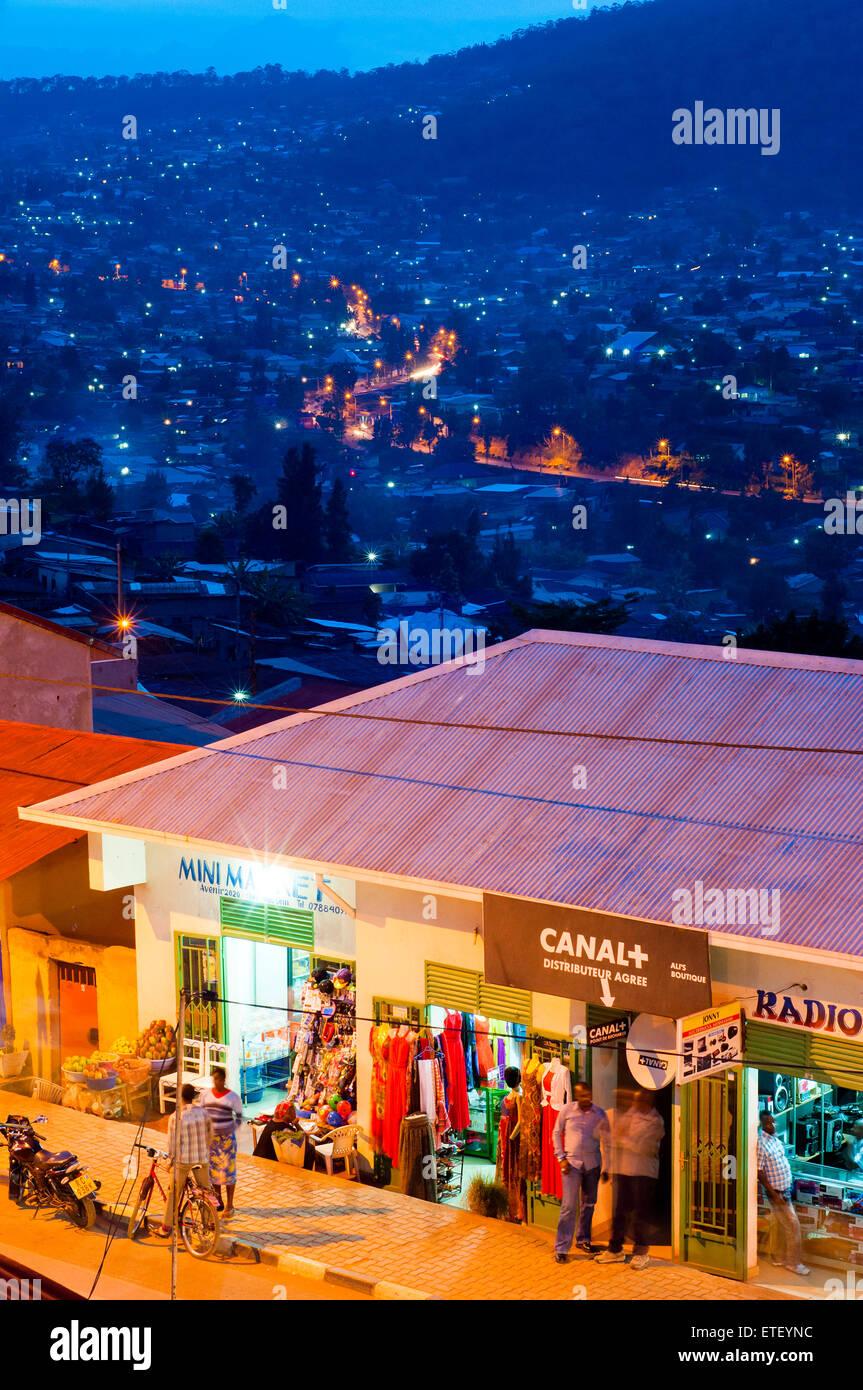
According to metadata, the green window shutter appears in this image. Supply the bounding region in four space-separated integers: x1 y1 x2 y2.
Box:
479 980 532 1028
220 898 314 950
425 962 480 1013
743 1020 809 1072
806 1035 863 1089
220 899 268 938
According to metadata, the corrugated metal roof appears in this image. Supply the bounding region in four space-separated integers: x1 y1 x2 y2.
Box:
1 720 191 880
19 631 863 956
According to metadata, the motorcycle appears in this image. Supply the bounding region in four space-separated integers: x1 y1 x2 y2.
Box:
0 1113 101 1229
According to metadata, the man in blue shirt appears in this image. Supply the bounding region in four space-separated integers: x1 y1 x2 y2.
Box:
552 1081 611 1261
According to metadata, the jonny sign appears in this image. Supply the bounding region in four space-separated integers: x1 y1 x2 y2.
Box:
482 894 712 1018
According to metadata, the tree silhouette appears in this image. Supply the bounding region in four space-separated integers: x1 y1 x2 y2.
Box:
325 477 354 562
276 443 324 570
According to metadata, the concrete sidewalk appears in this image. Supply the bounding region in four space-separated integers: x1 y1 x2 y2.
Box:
1 1094 790 1301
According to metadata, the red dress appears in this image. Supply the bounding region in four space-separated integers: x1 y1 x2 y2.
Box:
473 1016 495 1085
496 1092 526 1221
540 1066 563 1198
439 1011 470 1131
381 1028 413 1166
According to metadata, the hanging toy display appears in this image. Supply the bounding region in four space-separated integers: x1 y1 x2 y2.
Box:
287 964 357 1117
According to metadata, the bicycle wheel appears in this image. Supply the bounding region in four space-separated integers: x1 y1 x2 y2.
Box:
127 1177 153 1240
179 1192 220 1259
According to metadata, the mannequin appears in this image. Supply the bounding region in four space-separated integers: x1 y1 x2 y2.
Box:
496 1066 526 1221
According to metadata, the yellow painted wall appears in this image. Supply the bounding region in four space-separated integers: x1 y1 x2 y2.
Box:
6 928 138 1081
0 839 139 1080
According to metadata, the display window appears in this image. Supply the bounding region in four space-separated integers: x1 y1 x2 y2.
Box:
755 1068 863 1272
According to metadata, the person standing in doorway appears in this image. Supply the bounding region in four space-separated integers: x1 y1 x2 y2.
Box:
596 1088 664 1269
756 1110 810 1276
552 1081 610 1262
200 1067 243 1220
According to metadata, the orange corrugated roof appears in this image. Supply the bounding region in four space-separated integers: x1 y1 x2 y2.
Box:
0 720 191 880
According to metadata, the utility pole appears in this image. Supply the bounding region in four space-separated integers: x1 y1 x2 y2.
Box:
116 541 123 619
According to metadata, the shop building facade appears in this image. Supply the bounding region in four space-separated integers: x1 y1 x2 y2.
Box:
21 630 863 1279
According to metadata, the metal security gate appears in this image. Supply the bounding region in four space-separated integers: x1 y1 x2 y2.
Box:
681 1068 747 1278
177 935 222 1042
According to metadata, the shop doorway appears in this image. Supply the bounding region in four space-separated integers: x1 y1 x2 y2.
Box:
584 1006 672 1252
223 935 306 1106
177 934 223 1042
57 962 98 1059
681 1068 748 1278
422 964 533 1211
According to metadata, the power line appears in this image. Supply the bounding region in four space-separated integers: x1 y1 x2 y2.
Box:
2 665 863 758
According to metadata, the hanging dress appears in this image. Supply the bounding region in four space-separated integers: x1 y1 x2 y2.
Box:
519 1058 543 1182
496 1090 527 1222
473 1016 496 1086
369 1023 390 1152
381 1027 414 1165
438 1010 471 1131
540 1058 573 1197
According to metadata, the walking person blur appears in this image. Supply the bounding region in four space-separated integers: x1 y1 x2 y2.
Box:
199 1066 243 1220
156 1083 213 1237
757 1110 810 1276
552 1081 610 1261
596 1088 664 1269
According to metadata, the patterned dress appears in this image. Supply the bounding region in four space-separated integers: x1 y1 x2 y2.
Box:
496 1091 527 1222
519 1061 543 1182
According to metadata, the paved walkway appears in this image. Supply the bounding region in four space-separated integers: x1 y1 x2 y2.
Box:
1 1094 790 1301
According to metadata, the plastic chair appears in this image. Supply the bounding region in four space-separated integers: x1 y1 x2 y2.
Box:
313 1125 358 1177
31 1078 63 1105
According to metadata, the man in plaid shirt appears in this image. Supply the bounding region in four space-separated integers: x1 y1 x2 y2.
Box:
157 1084 213 1237
756 1110 809 1276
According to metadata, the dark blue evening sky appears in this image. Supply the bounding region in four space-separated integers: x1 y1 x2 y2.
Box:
0 0 617 81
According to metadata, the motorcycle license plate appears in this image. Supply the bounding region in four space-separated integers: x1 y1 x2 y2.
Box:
69 1173 97 1199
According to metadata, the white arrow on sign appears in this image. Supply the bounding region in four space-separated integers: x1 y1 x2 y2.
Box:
600 976 615 1007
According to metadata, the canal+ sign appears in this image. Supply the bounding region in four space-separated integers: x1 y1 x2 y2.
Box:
482 894 712 1017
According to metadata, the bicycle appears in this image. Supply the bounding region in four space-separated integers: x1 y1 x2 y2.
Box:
127 1142 221 1259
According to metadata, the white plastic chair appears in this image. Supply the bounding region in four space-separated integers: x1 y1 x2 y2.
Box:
313 1125 358 1177
32 1077 63 1105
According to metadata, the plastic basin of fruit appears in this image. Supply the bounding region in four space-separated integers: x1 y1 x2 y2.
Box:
84 1070 118 1091
89 1052 119 1067
116 1062 151 1085
62 1068 89 1085
138 1056 177 1074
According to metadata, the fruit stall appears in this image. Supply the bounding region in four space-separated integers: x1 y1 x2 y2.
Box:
60 1021 177 1121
